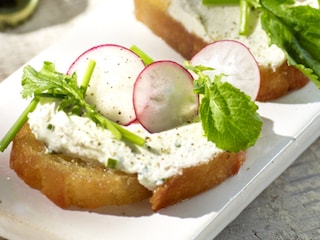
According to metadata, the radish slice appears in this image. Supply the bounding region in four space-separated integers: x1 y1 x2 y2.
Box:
191 40 260 100
133 60 199 133
67 44 145 125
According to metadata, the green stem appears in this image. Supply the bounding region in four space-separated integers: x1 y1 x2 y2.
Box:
80 59 96 95
93 112 122 140
86 103 145 146
239 0 251 35
94 110 145 146
113 123 145 146
130 45 154 65
0 98 39 152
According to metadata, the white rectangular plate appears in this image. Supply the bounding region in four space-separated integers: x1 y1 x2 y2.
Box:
1 1 320 239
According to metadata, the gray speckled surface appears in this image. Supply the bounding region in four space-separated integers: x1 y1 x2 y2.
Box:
0 1 319 239
217 137 320 240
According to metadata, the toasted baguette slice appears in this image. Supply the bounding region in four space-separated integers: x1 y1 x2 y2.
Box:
133 0 309 101
10 124 152 208
10 123 245 211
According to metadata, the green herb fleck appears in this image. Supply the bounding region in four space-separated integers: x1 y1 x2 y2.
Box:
106 158 118 169
47 123 55 131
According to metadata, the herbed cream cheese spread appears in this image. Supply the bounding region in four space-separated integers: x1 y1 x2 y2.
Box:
28 101 222 190
168 0 318 70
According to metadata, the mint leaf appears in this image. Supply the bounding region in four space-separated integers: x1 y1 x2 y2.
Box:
200 75 262 152
186 62 263 152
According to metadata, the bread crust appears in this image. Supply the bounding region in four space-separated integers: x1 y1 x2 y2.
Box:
10 124 152 208
10 123 245 211
150 151 245 211
133 0 309 101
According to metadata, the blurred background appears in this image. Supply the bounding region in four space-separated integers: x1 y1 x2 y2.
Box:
0 0 100 82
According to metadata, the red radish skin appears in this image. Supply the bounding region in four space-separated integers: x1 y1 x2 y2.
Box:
191 40 260 100
133 60 199 133
67 44 145 125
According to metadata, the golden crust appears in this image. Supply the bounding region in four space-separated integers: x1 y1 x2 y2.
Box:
151 151 246 211
10 124 152 208
257 63 308 101
10 124 245 211
133 0 309 101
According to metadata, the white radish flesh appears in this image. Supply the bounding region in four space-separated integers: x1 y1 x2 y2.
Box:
191 40 260 100
67 44 145 125
133 60 199 133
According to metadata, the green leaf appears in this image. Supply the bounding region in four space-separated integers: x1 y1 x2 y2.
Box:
258 0 320 87
22 62 82 100
200 77 262 152
186 62 262 152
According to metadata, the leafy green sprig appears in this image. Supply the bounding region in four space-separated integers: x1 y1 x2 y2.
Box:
0 60 145 152
185 62 263 152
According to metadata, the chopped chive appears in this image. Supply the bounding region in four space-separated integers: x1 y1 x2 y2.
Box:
106 158 118 169
47 123 55 131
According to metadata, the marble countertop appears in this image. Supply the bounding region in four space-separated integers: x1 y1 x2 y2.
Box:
0 1 319 239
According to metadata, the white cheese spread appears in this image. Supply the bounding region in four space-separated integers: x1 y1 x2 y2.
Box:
168 0 318 70
28 101 222 190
